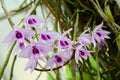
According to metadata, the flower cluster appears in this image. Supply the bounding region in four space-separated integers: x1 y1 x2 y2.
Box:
3 15 110 71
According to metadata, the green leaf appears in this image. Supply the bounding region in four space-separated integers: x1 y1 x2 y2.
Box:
47 72 55 80
104 5 114 22
66 65 72 80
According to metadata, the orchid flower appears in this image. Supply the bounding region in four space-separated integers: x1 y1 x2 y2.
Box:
57 28 73 50
19 41 52 70
92 22 110 47
24 15 43 28
78 28 92 46
75 45 90 64
45 51 69 70
39 31 59 45
3 25 34 49
38 20 60 45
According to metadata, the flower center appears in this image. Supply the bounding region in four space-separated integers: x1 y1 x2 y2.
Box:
47 35 51 39
60 40 69 46
79 50 85 56
32 46 39 55
55 55 62 63
96 32 101 37
28 18 36 24
41 34 51 40
19 42 24 49
64 41 69 45
16 31 23 39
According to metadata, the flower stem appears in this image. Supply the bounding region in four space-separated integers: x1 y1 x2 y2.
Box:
9 55 17 80
71 9 79 80
1 0 14 28
96 49 101 80
0 41 16 79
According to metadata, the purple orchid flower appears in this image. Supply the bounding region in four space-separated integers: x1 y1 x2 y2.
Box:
57 28 73 50
45 51 69 70
75 45 90 64
3 25 34 50
92 22 110 47
38 20 60 45
39 31 59 45
24 15 43 28
78 28 92 46
19 41 52 71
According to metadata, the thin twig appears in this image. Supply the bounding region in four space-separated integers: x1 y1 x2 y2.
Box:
1 0 14 28
42 0 66 30
35 72 42 80
9 55 17 80
0 41 16 79
77 0 95 14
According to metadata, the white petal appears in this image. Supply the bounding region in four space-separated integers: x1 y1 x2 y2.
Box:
19 46 32 58
62 28 72 36
93 22 103 32
3 30 15 43
45 57 55 70
92 36 96 47
24 59 38 71
75 50 79 64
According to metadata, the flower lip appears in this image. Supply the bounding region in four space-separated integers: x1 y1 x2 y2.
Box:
79 50 85 56
60 40 65 46
60 40 69 46
41 34 51 40
46 35 51 39
64 41 69 45
19 42 25 49
32 46 39 55
15 31 23 39
55 55 62 63
96 32 101 37
28 18 37 24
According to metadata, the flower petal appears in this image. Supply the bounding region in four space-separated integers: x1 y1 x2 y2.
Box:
3 30 15 43
24 15 43 27
75 50 80 64
19 28 35 38
62 28 72 37
45 57 55 70
19 46 32 58
24 59 38 71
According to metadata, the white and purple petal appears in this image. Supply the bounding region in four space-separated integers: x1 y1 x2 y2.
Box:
19 46 32 58
24 15 43 27
3 30 15 43
24 59 38 71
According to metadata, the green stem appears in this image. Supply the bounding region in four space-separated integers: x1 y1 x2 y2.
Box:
71 9 79 80
0 41 16 79
96 49 101 80
28 0 40 15
1 0 14 28
37 63 55 80
77 63 83 80
0 0 35 20
10 55 17 80
77 0 95 14
83 60 94 80
35 72 42 80
55 70 60 80
89 0 117 34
